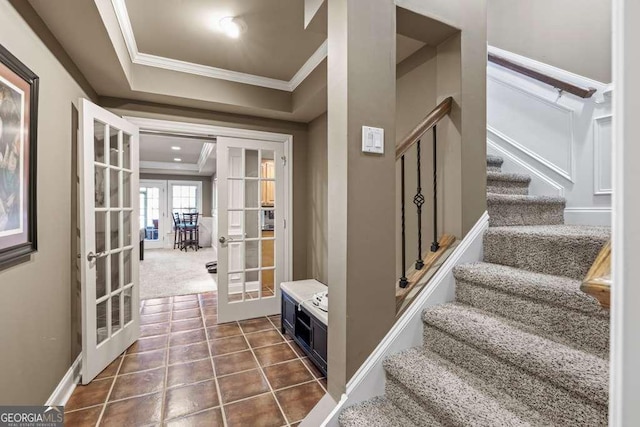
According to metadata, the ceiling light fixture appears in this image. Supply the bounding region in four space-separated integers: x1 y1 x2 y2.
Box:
171 146 181 151
173 158 182 162
219 16 244 39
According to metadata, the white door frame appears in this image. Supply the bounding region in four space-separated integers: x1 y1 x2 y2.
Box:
139 179 167 249
610 0 640 424
124 116 294 281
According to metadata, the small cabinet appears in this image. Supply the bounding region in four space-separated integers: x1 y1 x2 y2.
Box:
281 287 328 377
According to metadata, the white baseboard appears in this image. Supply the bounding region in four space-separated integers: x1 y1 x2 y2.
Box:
320 212 490 426
565 207 612 226
45 355 81 407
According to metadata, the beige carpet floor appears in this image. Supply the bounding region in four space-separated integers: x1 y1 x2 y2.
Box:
140 248 217 300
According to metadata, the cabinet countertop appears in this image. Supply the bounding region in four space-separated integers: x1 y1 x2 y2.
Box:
281 280 328 326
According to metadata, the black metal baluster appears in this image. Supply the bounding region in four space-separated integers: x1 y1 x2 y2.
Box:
431 125 440 252
414 140 425 270
399 155 408 288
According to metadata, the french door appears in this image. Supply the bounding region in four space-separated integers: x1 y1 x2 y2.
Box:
79 98 140 384
139 180 166 249
217 137 285 322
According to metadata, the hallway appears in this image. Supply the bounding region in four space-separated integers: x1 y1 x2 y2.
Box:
64 292 326 426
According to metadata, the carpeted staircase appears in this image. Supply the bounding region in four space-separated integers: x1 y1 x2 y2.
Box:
339 154 610 426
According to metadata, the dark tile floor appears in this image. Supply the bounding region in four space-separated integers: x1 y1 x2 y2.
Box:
65 292 327 426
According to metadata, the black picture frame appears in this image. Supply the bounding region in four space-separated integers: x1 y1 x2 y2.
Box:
0 44 38 267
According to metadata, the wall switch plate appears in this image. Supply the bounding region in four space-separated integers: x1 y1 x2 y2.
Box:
362 126 384 154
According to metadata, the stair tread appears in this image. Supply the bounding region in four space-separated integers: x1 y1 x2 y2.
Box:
384 348 548 426
339 397 417 427
486 224 610 239
487 155 504 166
454 262 607 316
487 171 531 183
487 193 565 205
421 303 609 405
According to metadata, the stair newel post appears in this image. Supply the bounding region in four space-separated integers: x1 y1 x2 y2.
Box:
431 125 440 252
399 155 409 288
414 140 425 270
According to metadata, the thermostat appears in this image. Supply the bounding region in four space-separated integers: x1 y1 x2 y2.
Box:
362 126 384 154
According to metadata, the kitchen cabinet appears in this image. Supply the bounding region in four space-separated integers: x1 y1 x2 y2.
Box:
261 159 275 206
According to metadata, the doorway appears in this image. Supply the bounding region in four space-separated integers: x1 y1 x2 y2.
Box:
127 116 293 322
139 180 166 249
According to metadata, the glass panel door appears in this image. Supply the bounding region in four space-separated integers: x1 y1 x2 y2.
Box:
80 98 140 384
139 180 166 249
217 137 286 322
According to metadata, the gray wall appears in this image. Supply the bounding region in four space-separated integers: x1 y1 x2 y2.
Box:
488 0 612 83
139 173 213 215
307 113 328 284
0 1 90 404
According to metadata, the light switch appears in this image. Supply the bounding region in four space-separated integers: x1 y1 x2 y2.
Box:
362 126 384 154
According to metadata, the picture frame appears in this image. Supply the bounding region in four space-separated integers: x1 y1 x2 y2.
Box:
0 44 38 267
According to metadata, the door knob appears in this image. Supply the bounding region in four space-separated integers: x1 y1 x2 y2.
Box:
219 236 235 244
87 251 107 262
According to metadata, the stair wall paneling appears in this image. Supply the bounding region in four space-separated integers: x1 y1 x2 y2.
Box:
486 46 612 226
319 212 489 426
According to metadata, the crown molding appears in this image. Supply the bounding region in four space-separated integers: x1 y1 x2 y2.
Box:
197 142 216 172
111 0 327 92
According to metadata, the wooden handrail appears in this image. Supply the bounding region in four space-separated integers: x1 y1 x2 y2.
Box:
395 97 453 160
581 240 611 309
488 53 597 99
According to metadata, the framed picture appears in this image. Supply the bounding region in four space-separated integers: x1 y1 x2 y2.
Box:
0 44 38 267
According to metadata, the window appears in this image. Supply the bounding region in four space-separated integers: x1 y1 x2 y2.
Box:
169 182 202 215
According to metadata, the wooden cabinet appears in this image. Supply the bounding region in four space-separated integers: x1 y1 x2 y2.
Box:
261 160 275 206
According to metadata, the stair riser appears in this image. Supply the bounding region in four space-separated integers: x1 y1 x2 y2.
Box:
488 203 565 226
487 165 502 173
487 184 529 195
456 281 609 358
423 327 608 426
385 378 445 427
483 232 604 280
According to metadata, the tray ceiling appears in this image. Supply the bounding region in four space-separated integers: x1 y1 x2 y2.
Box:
124 0 326 82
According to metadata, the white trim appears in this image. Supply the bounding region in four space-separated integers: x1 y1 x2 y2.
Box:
45 355 81 406
197 143 215 173
140 160 200 173
487 125 574 183
125 116 294 283
487 138 565 197
488 45 612 101
593 115 614 195
289 40 328 90
564 207 612 226
321 212 490 426
110 0 327 92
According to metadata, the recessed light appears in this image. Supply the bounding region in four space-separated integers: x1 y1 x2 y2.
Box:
171 146 181 151
174 158 182 162
219 16 244 39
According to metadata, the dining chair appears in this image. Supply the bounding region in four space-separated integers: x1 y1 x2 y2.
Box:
172 212 183 249
181 212 200 251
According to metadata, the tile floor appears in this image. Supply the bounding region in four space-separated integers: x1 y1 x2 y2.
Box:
64 292 327 426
